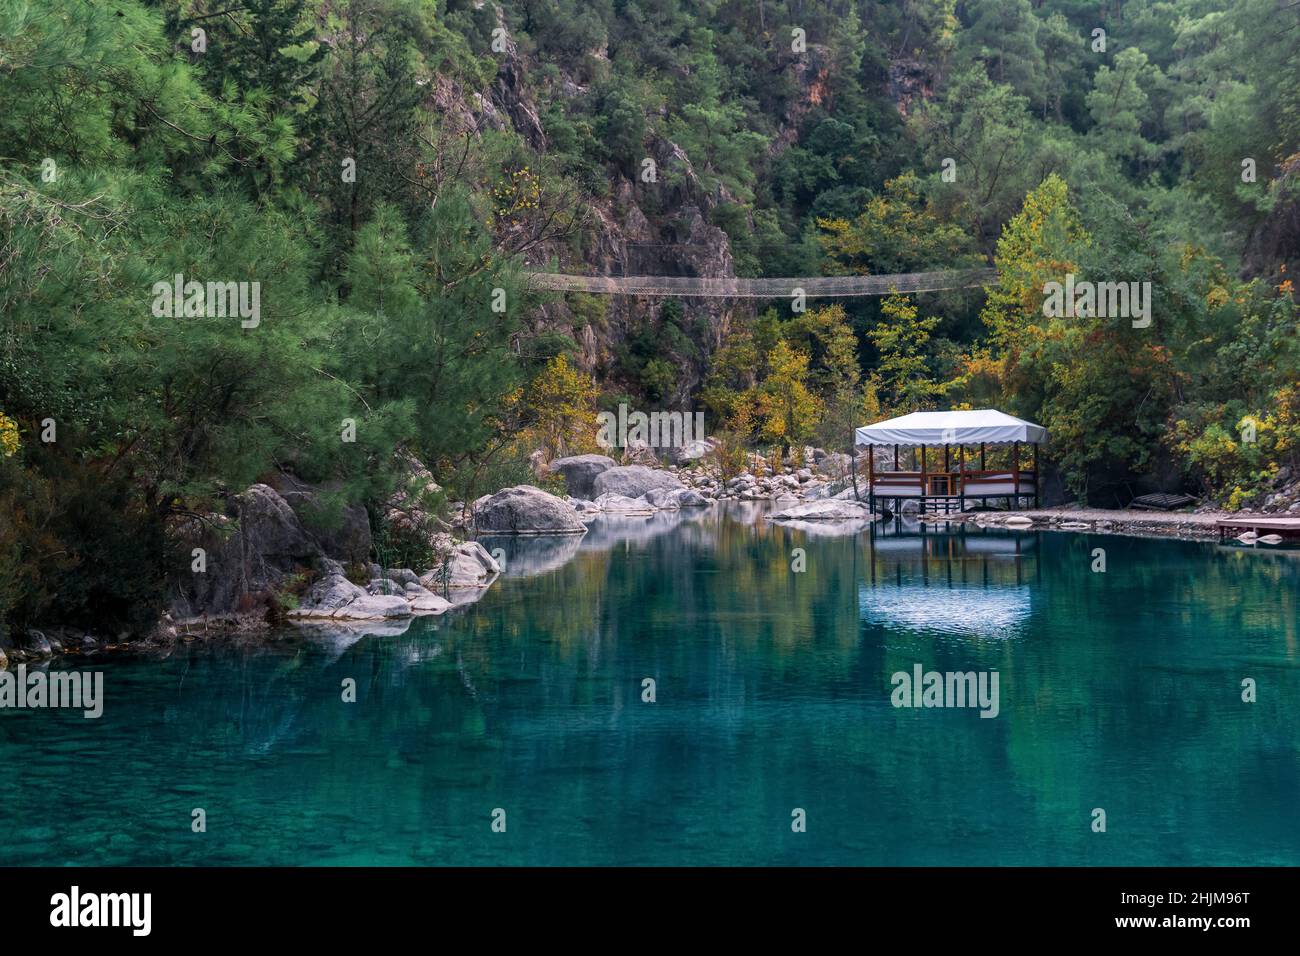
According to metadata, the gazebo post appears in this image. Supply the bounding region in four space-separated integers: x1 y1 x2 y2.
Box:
893 443 900 515
1012 441 1021 509
958 444 965 513
943 444 950 515
980 442 986 471
1033 442 1040 508
867 442 875 514
920 444 927 516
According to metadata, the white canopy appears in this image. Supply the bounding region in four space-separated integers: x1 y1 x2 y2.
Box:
855 409 1047 447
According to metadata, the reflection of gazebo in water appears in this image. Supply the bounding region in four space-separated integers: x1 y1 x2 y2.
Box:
866 521 1040 587
860 522 1041 635
854 409 1047 515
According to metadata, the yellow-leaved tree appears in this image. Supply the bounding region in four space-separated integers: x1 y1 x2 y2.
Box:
0 412 18 457
525 354 600 462
756 341 823 456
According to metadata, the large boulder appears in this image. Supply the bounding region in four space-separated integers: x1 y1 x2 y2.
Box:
592 465 683 499
671 438 717 465
474 485 587 535
642 487 710 510
549 454 616 499
566 498 602 520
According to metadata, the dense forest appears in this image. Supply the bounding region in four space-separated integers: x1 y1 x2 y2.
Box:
1 0 1298 637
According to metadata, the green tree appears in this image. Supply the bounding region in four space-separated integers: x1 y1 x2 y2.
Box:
869 294 945 413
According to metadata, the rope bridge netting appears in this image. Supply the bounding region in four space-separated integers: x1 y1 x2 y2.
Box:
522 268 996 298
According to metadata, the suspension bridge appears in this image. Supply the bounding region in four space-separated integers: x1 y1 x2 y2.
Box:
522 267 996 298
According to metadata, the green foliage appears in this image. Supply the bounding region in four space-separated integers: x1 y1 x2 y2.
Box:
4 0 1300 634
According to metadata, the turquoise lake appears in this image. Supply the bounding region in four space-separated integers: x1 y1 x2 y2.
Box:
2 504 1298 866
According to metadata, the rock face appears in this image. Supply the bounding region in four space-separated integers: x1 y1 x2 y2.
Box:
549 454 616 498
768 500 874 522
172 483 323 619
474 485 588 535
592 465 683 499
275 475 372 566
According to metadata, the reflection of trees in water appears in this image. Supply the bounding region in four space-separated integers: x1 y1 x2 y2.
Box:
126 524 1300 863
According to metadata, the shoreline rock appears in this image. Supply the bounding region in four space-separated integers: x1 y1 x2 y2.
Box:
592 465 683 499
474 485 588 535
549 454 616 498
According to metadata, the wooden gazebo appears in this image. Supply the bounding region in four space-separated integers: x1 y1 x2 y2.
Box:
854 409 1047 515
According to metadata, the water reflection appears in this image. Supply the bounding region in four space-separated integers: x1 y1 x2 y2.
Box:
3 506 1299 865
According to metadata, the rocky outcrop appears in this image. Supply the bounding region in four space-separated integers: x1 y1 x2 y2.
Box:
474 485 588 535
549 454 617 498
289 563 414 622
592 465 683 499
489 4 546 149
171 483 323 619
419 541 501 590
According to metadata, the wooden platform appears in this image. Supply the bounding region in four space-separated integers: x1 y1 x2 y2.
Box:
1130 492 1198 511
1215 516 1300 540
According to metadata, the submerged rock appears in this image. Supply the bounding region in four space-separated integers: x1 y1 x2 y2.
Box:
768 500 873 522
474 485 587 535
592 465 683 499
404 583 454 615
595 493 655 514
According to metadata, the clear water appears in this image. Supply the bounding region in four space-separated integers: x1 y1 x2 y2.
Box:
3 504 1298 866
